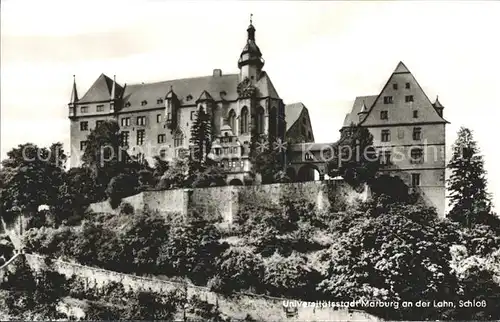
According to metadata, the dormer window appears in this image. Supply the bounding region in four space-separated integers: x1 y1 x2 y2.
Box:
157 98 163 104
186 94 193 101
141 100 147 106
220 91 227 97
125 102 131 107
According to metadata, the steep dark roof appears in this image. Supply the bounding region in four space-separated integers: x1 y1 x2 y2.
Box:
122 74 240 109
285 102 306 131
342 95 378 127
79 73 122 103
393 61 410 74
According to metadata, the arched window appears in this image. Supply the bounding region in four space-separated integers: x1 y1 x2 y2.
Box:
256 106 264 134
269 107 277 137
228 109 236 133
174 130 184 147
240 106 249 134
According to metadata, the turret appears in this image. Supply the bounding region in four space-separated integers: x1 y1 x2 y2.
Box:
110 75 117 112
357 100 368 123
165 85 180 129
433 95 444 117
68 75 78 118
237 14 265 82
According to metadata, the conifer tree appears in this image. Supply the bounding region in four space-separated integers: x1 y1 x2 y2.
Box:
447 127 494 227
189 107 212 171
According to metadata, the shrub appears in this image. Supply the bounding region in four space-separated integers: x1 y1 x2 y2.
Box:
119 202 134 215
106 174 140 209
215 247 265 293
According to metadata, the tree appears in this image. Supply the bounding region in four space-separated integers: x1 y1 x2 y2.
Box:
447 127 495 228
328 125 379 189
0 143 66 224
106 173 140 209
318 203 460 320
81 120 140 194
249 131 285 184
157 158 189 189
214 247 265 293
190 161 226 188
189 107 212 171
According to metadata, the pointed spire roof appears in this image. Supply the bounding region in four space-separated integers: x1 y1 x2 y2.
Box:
197 90 213 102
165 85 177 99
110 75 117 100
358 100 368 114
69 75 78 104
433 95 444 109
238 15 264 69
79 73 119 103
393 61 410 74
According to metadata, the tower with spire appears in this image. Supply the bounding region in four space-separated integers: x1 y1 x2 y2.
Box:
238 14 265 82
68 75 78 118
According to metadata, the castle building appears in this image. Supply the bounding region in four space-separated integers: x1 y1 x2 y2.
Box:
342 61 448 216
68 19 315 185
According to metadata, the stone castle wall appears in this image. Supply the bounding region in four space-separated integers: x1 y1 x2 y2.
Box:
88 180 369 222
18 253 379 321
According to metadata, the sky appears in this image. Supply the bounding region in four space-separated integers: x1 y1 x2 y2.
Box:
1 0 499 211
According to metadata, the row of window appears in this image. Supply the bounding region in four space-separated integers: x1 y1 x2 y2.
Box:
380 148 424 165
380 110 419 120
80 105 105 114
381 127 422 142
383 95 414 104
117 130 183 147
213 147 241 156
80 120 105 131
220 159 245 169
393 82 411 90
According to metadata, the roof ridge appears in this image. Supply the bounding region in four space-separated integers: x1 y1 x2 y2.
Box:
126 73 239 87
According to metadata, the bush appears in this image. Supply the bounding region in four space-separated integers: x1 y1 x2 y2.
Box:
119 202 134 215
215 248 265 293
106 174 140 209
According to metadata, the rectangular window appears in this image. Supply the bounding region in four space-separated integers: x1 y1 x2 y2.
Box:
80 106 89 114
80 141 87 151
413 127 422 140
190 111 196 121
95 120 104 129
120 131 129 147
411 173 421 187
410 148 424 164
96 105 104 112
381 129 390 142
383 96 393 104
157 98 163 105
167 113 172 121
405 95 414 102
156 114 162 123
136 116 146 126
80 121 88 131
413 110 418 118
157 134 166 144
405 82 411 89
393 83 398 90
121 117 130 127
380 111 388 120
137 130 145 145
381 151 392 165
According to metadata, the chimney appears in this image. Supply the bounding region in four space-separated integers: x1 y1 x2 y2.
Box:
213 69 222 77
